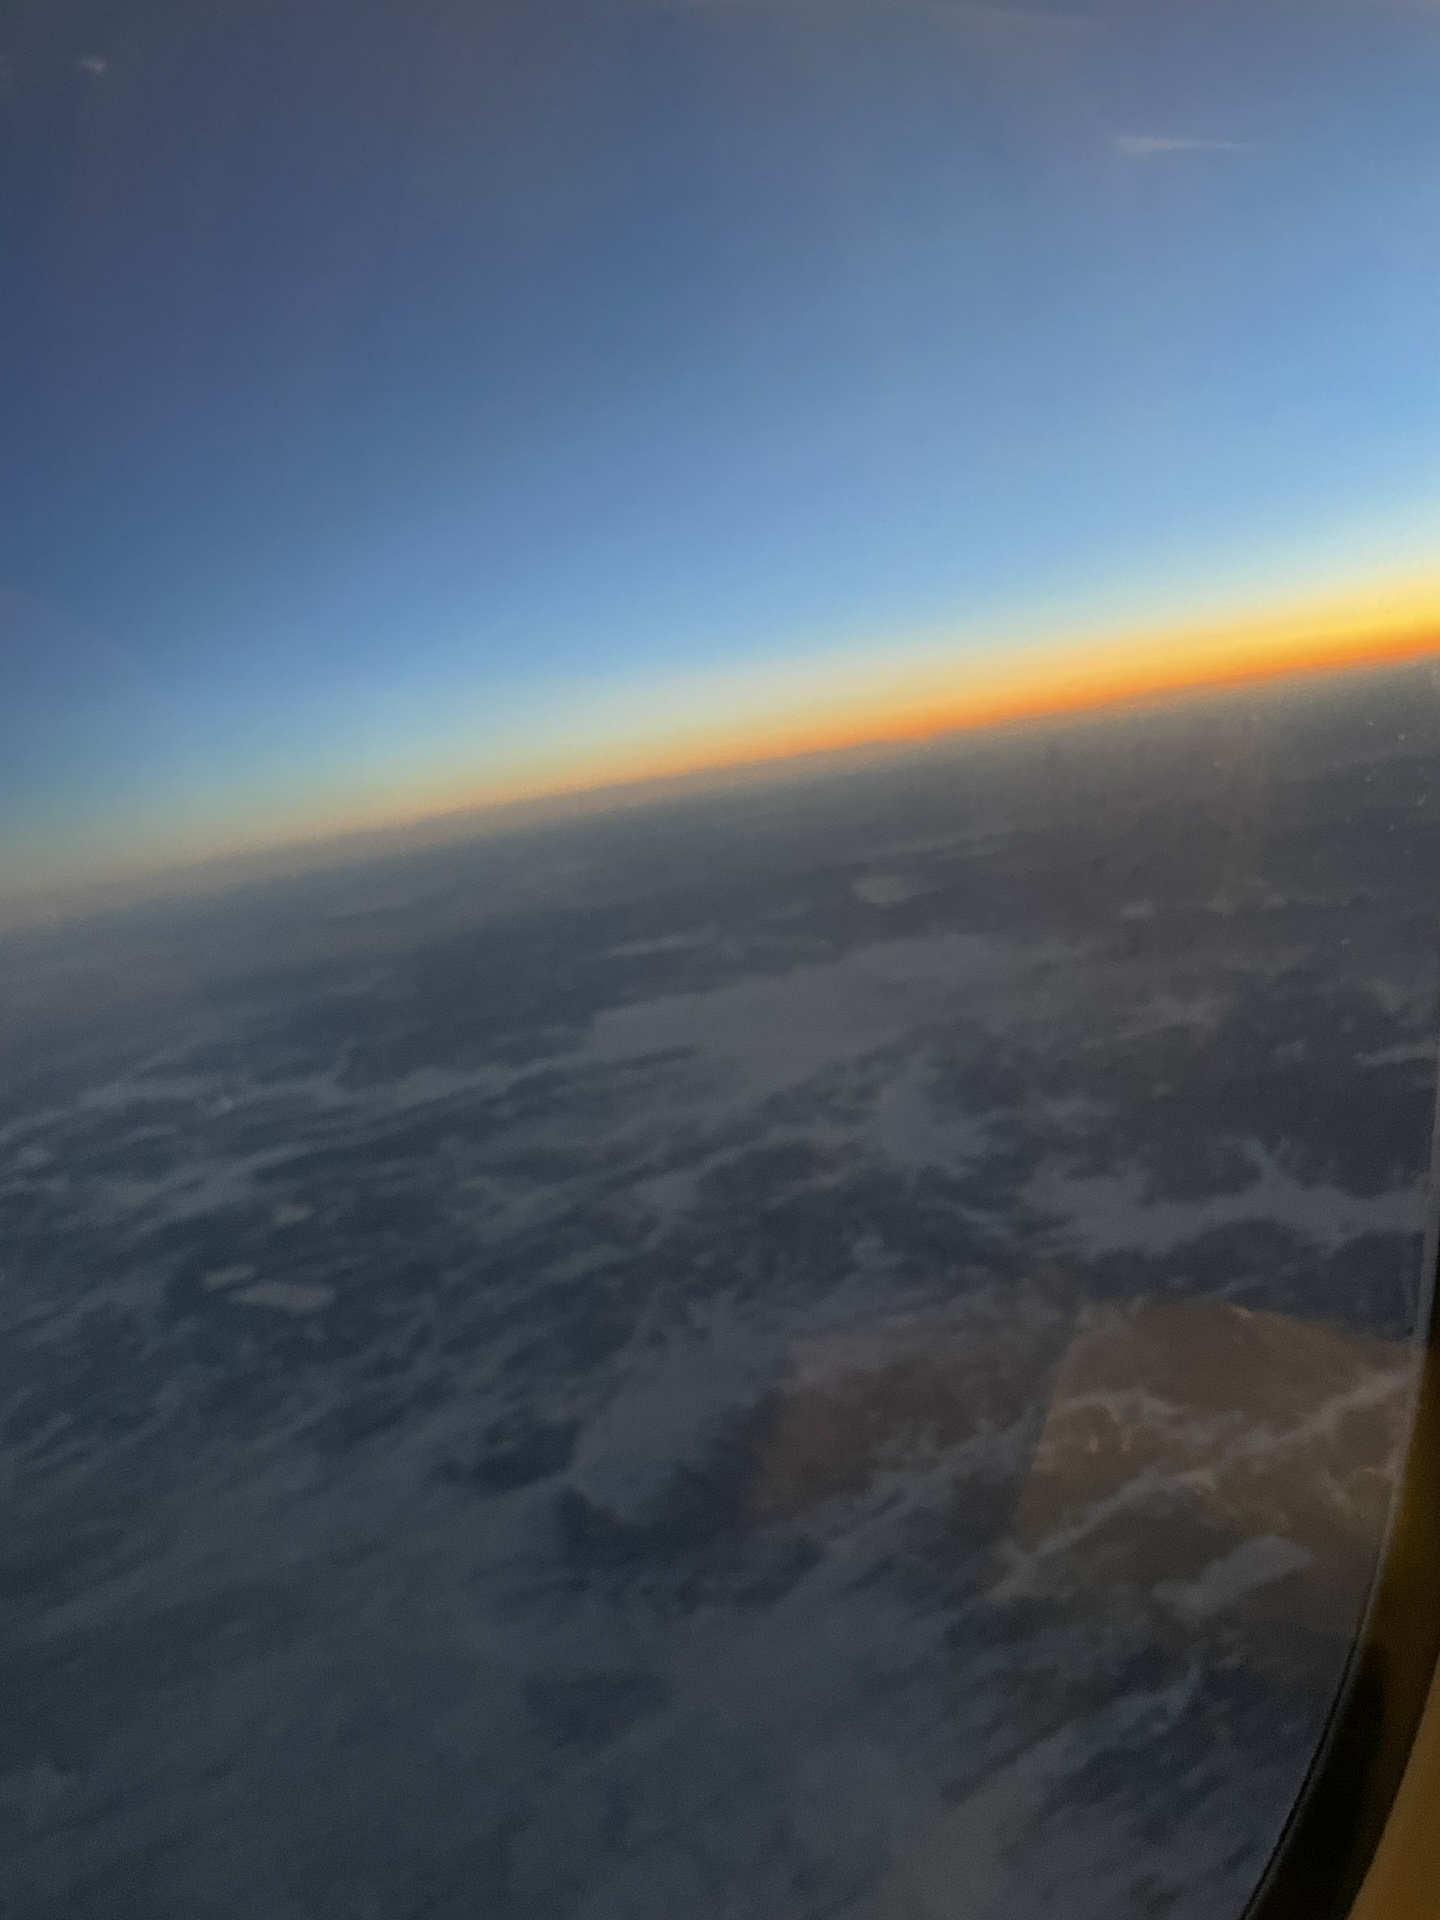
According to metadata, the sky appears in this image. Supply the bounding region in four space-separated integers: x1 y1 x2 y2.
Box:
3 0 1440 919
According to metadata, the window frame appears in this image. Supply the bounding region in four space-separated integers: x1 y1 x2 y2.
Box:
1244 1129 1440 1920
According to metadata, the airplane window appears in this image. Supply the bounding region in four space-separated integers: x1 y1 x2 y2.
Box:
4 4 1440 1919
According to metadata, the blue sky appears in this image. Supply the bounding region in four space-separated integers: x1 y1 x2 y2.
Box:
4 0 1440 909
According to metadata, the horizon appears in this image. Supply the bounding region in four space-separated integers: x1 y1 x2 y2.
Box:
4 622 1437 938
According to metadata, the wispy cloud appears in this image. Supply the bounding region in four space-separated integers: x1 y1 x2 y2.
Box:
942 2 1098 29
661 0 1096 21
1115 133 1251 158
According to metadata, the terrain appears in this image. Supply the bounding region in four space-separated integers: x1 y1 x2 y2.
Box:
4 667 1440 1919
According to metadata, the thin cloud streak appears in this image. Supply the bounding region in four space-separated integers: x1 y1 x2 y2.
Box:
1115 133 1252 157
942 3 1099 32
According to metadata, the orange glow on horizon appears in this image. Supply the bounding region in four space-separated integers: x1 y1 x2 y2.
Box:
425 588 1440 822
5 585 1440 929
738 601 1440 762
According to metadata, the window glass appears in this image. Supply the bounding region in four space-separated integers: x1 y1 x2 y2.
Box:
3 3 1440 1918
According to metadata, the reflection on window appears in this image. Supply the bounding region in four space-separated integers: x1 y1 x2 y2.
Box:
4 670 1437 1917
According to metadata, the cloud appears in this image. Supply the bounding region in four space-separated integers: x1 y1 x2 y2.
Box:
1115 133 1251 158
943 3 1098 32
658 0 1096 21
